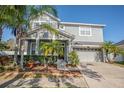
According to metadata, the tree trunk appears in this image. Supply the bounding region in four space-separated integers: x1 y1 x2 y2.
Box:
0 27 3 41
14 36 18 66
20 51 24 70
112 53 117 63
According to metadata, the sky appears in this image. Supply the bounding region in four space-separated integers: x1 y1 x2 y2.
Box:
2 5 124 43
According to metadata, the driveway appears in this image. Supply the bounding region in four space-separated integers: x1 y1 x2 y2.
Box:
79 62 124 88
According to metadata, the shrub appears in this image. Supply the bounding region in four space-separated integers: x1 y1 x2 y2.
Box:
0 66 5 73
6 66 15 71
24 55 45 64
69 51 79 66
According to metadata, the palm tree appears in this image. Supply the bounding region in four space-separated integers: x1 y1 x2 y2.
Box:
110 45 122 62
40 40 63 71
42 5 58 17
0 6 28 65
0 5 58 69
0 6 16 41
102 41 124 63
49 40 64 64
102 41 113 62
40 24 59 35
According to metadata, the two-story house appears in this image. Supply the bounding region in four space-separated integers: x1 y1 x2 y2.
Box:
19 12 105 63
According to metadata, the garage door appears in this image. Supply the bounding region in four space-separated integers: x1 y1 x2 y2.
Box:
75 48 103 62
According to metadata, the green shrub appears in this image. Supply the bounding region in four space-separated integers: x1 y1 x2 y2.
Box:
24 55 30 62
69 51 79 66
37 56 44 63
6 66 15 71
24 55 44 64
0 66 5 73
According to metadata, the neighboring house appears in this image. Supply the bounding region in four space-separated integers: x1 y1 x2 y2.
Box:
19 12 105 63
114 40 124 62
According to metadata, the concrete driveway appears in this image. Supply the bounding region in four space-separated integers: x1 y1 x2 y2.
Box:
79 62 124 88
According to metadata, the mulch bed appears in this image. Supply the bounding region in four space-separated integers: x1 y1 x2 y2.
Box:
23 64 82 78
0 64 82 80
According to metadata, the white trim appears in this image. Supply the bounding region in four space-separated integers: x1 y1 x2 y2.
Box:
79 26 92 36
61 22 105 27
52 34 56 40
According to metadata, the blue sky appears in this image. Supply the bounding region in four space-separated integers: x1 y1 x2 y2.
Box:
2 5 124 43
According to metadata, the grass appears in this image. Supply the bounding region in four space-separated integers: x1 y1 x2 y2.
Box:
113 61 124 67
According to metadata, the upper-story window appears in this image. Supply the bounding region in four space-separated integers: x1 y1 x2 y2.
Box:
79 26 92 36
33 22 40 28
41 15 49 22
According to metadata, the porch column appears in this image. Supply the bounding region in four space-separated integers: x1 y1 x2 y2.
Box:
35 38 39 55
64 42 67 62
24 40 28 55
68 40 72 52
35 32 40 55
66 40 71 63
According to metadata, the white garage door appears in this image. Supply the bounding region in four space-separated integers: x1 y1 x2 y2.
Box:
75 48 103 63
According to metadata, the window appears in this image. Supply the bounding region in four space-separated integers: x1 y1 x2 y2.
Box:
43 31 49 38
33 22 40 28
41 16 49 21
79 27 92 36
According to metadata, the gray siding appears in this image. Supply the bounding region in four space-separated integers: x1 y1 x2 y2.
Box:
64 25 104 42
30 14 59 30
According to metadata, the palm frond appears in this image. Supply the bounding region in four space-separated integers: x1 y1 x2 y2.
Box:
40 24 59 35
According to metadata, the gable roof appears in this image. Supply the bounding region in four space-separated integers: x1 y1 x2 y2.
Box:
27 27 75 40
31 10 105 27
30 11 61 22
115 40 124 45
43 11 60 22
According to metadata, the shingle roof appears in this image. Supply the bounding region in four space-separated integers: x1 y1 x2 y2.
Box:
115 40 124 45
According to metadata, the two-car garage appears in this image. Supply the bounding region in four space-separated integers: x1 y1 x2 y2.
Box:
73 48 103 63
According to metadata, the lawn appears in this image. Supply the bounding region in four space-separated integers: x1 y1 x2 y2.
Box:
113 61 124 67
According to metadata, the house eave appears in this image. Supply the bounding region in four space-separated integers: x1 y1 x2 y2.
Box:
72 41 104 45
44 11 61 22
27 27 75 40
60 22 106 27
72 45 102 49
